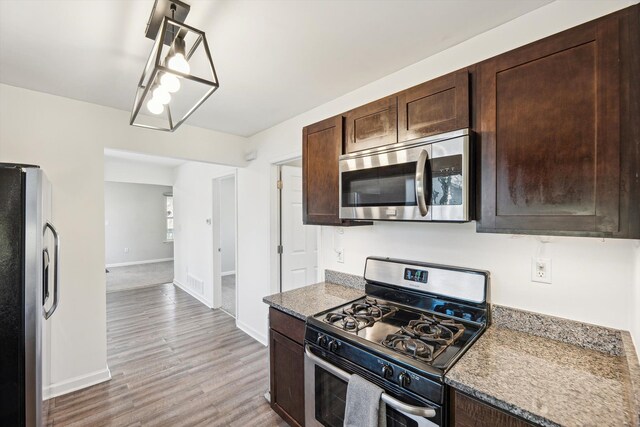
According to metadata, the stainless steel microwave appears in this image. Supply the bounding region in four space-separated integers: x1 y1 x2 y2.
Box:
339 128 472 222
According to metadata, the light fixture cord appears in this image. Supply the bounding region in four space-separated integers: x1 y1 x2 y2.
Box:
170 3 176 42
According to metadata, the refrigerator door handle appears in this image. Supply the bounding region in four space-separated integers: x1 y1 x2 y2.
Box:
42 248 50 306
43 222 60 320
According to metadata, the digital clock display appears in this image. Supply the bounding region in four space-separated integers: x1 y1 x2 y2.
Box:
404 268 428 283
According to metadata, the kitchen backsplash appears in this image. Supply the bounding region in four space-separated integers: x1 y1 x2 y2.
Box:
324 269 366 290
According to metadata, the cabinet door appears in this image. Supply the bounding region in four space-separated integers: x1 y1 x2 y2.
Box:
477 17 620 235
344 95 398 153
270 330 305 427
303 116 343 225
398 70 469 142
452 391 533 427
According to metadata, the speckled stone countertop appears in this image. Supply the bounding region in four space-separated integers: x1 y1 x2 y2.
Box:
446 325 640 426
262 282 364 320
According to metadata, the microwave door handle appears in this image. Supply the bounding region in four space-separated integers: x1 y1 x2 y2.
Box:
304 344 436 419
415 149 429 217
43 222 60 320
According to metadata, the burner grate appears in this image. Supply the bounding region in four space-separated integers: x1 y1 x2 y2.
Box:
323 297 398 332
382 315 465 362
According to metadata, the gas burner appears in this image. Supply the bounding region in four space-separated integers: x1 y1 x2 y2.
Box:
382 315 465 362
402 315 465 345
344 297 398 320
324 312 374 332
323 297 398 332
382 335 438 361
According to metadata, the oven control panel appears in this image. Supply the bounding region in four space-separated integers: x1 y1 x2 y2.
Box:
308 328 445 405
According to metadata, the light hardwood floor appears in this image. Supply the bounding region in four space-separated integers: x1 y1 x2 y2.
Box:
46 283 288 426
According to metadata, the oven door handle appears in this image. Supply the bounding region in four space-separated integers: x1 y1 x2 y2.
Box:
415 149 429 217
304 344 437 419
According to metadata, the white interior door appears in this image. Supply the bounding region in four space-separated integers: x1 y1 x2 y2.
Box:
281 165 318 291
212 178 222 309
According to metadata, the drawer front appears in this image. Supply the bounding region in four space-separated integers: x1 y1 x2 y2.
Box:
269 307 305 345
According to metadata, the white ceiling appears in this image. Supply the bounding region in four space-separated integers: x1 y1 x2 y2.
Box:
104 148 185 167
0 0 551 137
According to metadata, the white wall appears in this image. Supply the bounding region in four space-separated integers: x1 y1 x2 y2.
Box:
173 162 236 307
322 224 635 330
220 176 236 274
237 0 640 346
0 83 248 396
104 182 173 266
104 157 176 186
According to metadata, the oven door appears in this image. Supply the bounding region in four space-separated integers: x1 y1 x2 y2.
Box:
339 143 432 221
304 345 441 427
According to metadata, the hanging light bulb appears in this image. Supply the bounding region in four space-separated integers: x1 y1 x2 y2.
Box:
147 98 164 115
152 86 171 105
168 53 190 74
167 37 191 74
160 72 180 93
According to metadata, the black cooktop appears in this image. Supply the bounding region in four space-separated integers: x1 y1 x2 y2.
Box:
309 295 483 373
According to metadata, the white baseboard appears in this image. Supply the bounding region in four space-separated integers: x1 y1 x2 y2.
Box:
221 270 236 277
43 366 111 400
106 258 173 268
236 319 268 346
173 280 213 309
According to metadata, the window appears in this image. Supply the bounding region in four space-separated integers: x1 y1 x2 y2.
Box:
166 195 174 241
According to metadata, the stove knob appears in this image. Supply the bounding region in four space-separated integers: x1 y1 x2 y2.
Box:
398 372 411 388
316 334 328 347
328 340 340 352
381 365 394 379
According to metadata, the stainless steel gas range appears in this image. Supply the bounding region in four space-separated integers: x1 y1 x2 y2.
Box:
304 257 489 427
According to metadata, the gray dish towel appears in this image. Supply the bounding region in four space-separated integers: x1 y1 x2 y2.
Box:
343 374 387 427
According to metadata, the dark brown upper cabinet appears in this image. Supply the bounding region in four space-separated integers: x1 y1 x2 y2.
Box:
302 116 372 226
476 9 639 238
398 70 470 142
344 95 398 153
303 116 342 225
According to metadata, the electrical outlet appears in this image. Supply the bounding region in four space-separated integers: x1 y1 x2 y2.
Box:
124 247 129 253
531 257 551 284
336 250 344 263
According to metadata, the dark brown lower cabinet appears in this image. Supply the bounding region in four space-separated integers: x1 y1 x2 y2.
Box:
451 390 534 427
269 308 305 427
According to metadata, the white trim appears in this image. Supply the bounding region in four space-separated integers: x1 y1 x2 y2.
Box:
221 270 236 277
173 280 213 309
43 366 111 400
236 319 268 346
106 258 173 268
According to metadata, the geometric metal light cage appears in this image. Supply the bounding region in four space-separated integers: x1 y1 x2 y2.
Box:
130 14 219 132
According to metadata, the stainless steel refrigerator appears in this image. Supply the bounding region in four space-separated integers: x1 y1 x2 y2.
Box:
1 163 59 426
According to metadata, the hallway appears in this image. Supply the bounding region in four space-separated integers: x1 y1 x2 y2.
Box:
106 261 174 293
45 284 285 426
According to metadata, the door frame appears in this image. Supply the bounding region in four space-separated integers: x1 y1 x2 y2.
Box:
269 155 323 295
212 171 238 317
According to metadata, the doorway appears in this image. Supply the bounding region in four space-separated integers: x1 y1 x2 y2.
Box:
276 159 319 292
212 173 237 317
104 182 175 292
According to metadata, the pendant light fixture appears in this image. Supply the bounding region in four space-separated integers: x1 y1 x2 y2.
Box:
130 0 219 132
